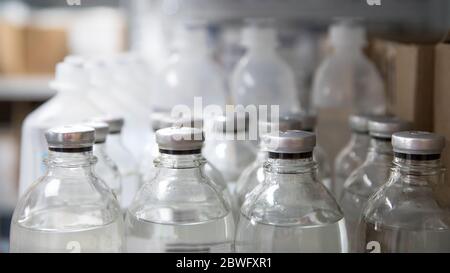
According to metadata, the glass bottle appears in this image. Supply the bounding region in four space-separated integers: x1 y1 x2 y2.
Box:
94 116 140 210
235 115 303 208
126 127 234 252
236 130 348 252
203 113 257 194
334 114 371 198
84 121 122 200
359 131 450 253
19 56 103 196
10 125 123 253
340 117 411 252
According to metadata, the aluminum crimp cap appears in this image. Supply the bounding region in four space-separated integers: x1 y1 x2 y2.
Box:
45 125 95 149
83 121 109 143
392 131 446 155
92 116 124 134
368 117 412 139
156 127 204 151
262 130 316 154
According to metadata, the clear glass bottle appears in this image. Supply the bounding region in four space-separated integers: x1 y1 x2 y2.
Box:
340 117 411 252
19 56 103 196
231 19 300 114
10 125 123 253
235 115 303 208
126 127 235 252
236 130 348 252
140 113 237 220
84 121 122 201
359 131 450 253
94 116 140 210
334 114 371 198
203 113 257 194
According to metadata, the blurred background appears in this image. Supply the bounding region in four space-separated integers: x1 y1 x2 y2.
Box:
0 0 449 252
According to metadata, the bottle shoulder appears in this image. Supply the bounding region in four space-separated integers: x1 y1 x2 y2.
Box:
343 160 392 196
241 179 343 227
13 175 121 230
363 178 450 231
128 173 230 225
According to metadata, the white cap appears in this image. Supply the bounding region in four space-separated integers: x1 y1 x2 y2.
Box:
330 22 366 48
50 55 91 91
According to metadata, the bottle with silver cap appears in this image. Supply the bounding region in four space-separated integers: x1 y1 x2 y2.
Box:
93 116 140 210
359 131 450 253
334 114 371 198
84 121 122 200
126 127 235 252
339 117 411 252
235 114 303 208
10 125 124 253
19 56 103 196
203 113 257 194
235 130 347 252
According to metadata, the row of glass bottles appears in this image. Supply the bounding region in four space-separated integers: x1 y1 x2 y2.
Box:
11 117 450 252
11 123 344 252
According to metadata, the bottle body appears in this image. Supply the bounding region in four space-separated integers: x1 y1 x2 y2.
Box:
11 151 124 253
93 143 122 200
236 150 267 208
126 153 235 253
106 134 140 209
334 133 370 198
339 139 393 251
359 157 450 253
236 157 348 253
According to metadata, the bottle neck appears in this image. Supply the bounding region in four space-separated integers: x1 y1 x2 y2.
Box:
366 137 393 161
154 152 206 179
93 142 107 156
392 155 444 186
45 150 95 176
107 133 122 146
349 132 370 148
264 154 317 183
334 44 364 56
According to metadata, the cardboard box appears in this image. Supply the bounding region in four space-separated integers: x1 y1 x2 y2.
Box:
433 43 450 208
368 40 435 131
0 19 26 74
24 25 68 74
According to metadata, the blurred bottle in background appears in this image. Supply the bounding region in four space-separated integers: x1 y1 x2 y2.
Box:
334 114 371 198
231 19 300 114
360 132 450 253
19 56 103 196
93 116 140 210
203 113 257 195
340 117 411 252
151 20 228 113
312 20 386 175
84 121 122 202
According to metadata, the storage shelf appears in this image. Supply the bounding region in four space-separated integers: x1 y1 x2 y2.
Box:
0 75 55 101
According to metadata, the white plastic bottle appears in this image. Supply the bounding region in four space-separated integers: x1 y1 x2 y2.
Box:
312 22 386 114
152 21 228 112
19 56 102 196
231 20 299 113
